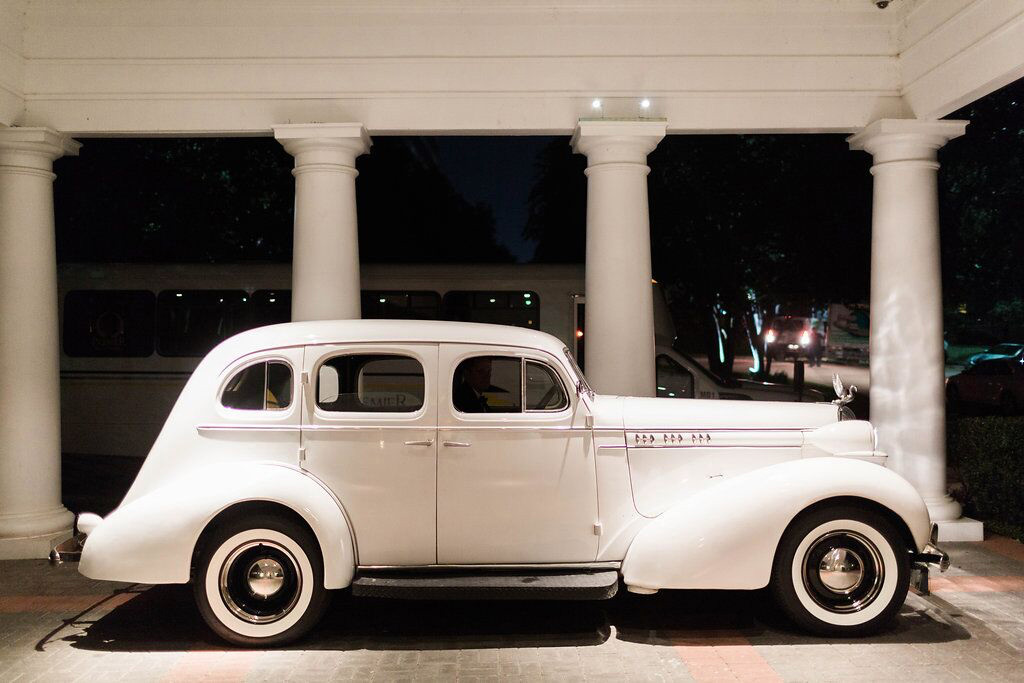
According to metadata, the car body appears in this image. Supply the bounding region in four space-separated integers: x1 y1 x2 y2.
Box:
765 316 822 362
656 347 826 402
965 343 1024 368
947 357 1024 414
76 320 946 646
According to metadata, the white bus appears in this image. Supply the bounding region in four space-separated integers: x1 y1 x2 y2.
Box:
58 262 817 457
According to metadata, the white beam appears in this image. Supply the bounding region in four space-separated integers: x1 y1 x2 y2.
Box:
900 0 1024 119
16 0 907 134
0 0 26 126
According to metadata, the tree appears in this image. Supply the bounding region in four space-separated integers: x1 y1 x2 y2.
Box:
524 133 874 372
54 137 513 264
940 78 1024 341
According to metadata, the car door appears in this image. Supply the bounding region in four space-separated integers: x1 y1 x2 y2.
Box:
301 343 438 566
436 344 598 564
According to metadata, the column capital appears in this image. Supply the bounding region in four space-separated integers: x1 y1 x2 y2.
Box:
274 123 371 166
847 119 967 165
0 128 81 170
571 119 667 166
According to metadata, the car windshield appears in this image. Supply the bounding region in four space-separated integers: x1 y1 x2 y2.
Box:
986 344 1023 355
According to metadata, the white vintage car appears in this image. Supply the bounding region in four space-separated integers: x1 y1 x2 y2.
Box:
74 320 948 646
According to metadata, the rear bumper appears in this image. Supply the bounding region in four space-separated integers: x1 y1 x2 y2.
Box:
49 512 103 564
909 526 951 594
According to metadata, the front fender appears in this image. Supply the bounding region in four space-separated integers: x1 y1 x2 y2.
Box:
79 462 356 589
620 457 930 591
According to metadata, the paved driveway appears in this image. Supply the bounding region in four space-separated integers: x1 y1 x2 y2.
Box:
1 538 1023 682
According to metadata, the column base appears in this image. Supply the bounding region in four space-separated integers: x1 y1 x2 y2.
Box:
934 517 984 543
0 528 72 560
923 495 962 523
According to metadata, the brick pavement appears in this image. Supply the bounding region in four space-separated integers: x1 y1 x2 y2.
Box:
1 537 1023 682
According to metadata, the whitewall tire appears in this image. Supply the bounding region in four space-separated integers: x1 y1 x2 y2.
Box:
771 505 910 636
193 513 330 647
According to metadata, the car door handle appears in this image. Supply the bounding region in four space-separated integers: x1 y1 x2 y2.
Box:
403 439 434 447
442 440 471 448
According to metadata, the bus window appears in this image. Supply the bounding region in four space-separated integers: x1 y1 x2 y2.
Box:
252 290 291 326
362 291 442 320
63 290 155 357
442 291 539 329
157 290 250 357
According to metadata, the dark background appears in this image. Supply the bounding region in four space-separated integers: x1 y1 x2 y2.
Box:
53 78 1024 359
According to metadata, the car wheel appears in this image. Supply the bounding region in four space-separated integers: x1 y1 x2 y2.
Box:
770 505 909 637
193 513 330 647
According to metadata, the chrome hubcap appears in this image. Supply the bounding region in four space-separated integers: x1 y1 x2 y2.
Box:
802 530 884 613
219 540 301 624
818 547 864 593
247 558 285 598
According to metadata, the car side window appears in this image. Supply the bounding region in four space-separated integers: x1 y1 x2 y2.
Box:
525 361 568 411
317 354 424 412
221 361 292 411
656 354 694 398
452 356 522 413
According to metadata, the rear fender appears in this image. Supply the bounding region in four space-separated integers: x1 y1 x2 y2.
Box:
79 462 356 589
620 457 930 591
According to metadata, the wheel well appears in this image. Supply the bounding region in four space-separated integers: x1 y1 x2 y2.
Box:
190 500 321 580
788 496 917 553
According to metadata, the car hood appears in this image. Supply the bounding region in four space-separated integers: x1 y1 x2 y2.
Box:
732 378 826 401
595 395 839 430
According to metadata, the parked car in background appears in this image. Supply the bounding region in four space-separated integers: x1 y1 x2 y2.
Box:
946 357 1024 415
964 342 1024 368
656 348 826 402
765 316 822 362
73 320 948 646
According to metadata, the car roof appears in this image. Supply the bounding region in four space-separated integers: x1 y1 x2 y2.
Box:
214 319 569 362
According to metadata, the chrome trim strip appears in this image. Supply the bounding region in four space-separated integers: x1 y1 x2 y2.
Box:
304 424 433 431
301 424 591 432
197 424 300 432
628 444 801 450
358 561 621 571
438 425 591 432
626 427 811 432
627 429 803 448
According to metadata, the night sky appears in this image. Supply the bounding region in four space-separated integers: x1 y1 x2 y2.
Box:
427 136 559 262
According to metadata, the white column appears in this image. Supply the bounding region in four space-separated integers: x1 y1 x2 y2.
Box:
274 124 371 322
0 128 79 559
572 120 666 397
849 119 980 539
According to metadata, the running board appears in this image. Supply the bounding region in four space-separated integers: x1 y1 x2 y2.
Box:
352 569 620 601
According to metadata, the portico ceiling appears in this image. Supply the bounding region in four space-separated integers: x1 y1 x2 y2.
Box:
1 0 1022 135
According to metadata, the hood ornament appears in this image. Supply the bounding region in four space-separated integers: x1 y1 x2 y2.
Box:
832 374 858 406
